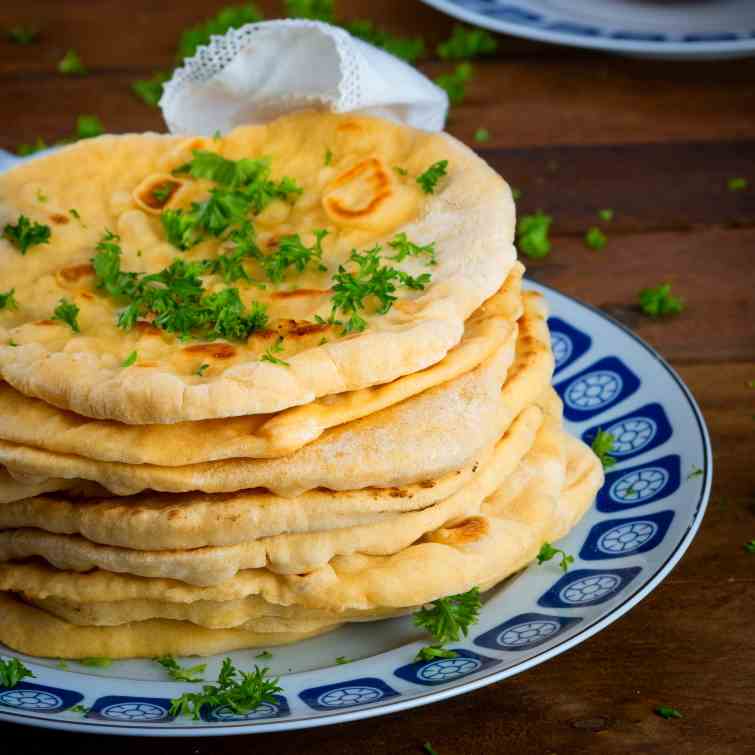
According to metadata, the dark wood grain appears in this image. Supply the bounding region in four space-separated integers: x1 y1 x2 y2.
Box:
1 1 754 753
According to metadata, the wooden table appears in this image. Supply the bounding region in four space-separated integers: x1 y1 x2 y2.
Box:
1 2 754 752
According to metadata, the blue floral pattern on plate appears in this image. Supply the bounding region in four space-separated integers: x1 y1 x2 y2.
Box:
0 278 711 736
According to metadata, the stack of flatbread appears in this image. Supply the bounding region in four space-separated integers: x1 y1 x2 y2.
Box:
0 112 602 659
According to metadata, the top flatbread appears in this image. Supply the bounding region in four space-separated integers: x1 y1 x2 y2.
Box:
0 111 516 423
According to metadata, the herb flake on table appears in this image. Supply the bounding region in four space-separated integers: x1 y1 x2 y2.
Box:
414 587 481 662
727 177 748 192
7 25 38 44
638 283 684 318
155 655 206 682
585 226 607 251
434 62 473 106
170 658 282 720
598 208 614 222
3 215 51 254
285 0 334 22
437 24 497 60
591 430 616 469
537 542 574 573
474 127 490 143
76 114 104 140
132 71 170 107
744 540 755 554
655 706 682 720
416 160 448 194
0 657 34 688
58 49 87 75
0 289 18 311
516 211 552 259
17 137 48 156
423 743 439 755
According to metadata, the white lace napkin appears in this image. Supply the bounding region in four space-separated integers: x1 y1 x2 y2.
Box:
160 19 449 135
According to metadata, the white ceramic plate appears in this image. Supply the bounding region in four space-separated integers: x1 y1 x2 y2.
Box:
0 280 711 736
421 0 755 59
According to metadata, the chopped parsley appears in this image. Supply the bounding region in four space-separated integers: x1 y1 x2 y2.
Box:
3 215 51 254
36 189 48 203
437 25 497 60
414 587 481 662
655 706 682 720
511 187 522 201
393 166 408 177
598 208 614 222
178 4 264 61
195 363 209 376
591 429 616 469
152 184 173 204
260 336 290 367
255 651 272 660
516 211 552 259
388 233 436 266
69 704 89 715
687 466 703 480
329 245 431 334
58 49 87 75
92 231 269 342
0 657 34 688
537 542 574 573
416 160 448 195
169 658 281 720
155 655 206 683
121 350 138 368
474 127 490 143
423 743 439 755
69 209 86 227
324 148 333 166
745 540 755 554
285 0 334 22
8 340 17 347
585 226 607 251
76 115 104 140
727 177 748 192
132 71 170 107
259 229 327 283
345 19 425 62
52 298 81 333
17 137 48 156
78 657 112 668
7 25 38 44
335 656 352 665
0 289 18 311
204 223 260 283
638 283 684 318
434 62 473 105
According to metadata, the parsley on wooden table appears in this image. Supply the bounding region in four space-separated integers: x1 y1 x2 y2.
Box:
537 542 574 573
132 72 170 107
170 658 282 719
474 127 490 143
585 226 607 251
638 283 684 317
285 0 335 22
155 655 206 683
598 208 615 222
744 540 755 554
517 211 552 259
591 429 617 469
7 26 38 44
414 587 482 662
655 706 683 720
434 62 473 106
727 177 748 191
17 137 48 156
0 289 18 311
58 49 87 75
76 114 104 140
2 215 51 254
437 24 497 60
0 657 34 688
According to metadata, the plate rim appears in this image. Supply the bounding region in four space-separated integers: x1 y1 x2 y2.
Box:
420 0 755 57
0 281 712 737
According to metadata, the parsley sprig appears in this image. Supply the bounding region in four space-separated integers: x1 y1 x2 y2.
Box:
414 587 482 662
388 232 436 266
285 0 334 22
169 658 281 720
328 245 431 334
260 336 290 367
537 542 574 573
155 655 206 683
437 25 497 60
52 298 81 333
638 283 684 318
260 230 328 283
58 49 87 75
517 211 552 259
0 657 34 688
591 429 617 469
416 160 448 194
3 215 51 254
0 289 18 312
435 62 473 105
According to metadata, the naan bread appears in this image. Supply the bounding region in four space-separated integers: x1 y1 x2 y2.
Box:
0 265 522 465
0 293 553 497
0 111 516 423
0 405 543 583
0 413 602 617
